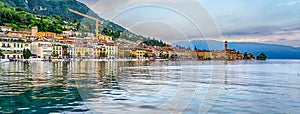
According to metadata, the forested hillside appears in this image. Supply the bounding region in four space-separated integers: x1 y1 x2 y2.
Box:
0 1 76 33
0 0 99 21
0 0 147 41
0 0 172 44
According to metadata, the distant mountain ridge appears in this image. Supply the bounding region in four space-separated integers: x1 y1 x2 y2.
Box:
172 40 300 59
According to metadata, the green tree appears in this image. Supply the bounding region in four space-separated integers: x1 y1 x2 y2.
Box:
84 52 89 57
243 52 250 60
143 53 149 58
124 51 131 58
100 52 107 58
160 53 169 59
256 53 267 60
0 49 4 58
130 53 137 58
170 54 177 59
23 49 32 59
63 50 70 58
77 52 81 58
51 51 58 58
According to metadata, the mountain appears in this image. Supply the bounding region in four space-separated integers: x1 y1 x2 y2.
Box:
0 1 75 33
0 0 99 21
172 40 300 59
0 0 146 41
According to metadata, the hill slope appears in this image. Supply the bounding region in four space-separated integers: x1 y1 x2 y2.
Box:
0 0 99 21
0 1 75 33
0 0 146 41
172 40 300 59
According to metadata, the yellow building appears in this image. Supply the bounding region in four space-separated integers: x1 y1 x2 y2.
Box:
224 41 241 60
194 50 213 60
93 46 106 59
146 49 154 57
118 47 131 58
212 50 225 59
73 46 88 58
131 49 147 59
99 35 112 41
0 36 30 59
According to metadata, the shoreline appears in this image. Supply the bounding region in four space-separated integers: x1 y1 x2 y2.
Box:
0 58 276 62
0 58 300 62
0 58 153 62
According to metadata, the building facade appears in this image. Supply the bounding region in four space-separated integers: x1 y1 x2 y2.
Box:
0 36 30 59
31 41 52 58
105 45 118 59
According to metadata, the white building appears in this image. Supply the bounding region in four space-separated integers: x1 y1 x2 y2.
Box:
105 45 118 59
31 41 52 58
0 26 12 32
52 44 63 58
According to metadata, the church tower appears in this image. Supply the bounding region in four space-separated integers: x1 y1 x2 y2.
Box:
224 41 228 51
224 41 228 60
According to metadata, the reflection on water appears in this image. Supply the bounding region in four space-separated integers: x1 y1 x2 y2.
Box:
0 60 299 113
0 61 153 113
0 62 85 113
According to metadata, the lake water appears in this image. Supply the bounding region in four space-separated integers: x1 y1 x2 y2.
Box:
0 60 299 113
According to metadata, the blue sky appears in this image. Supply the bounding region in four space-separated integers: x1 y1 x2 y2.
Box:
79 0 300 47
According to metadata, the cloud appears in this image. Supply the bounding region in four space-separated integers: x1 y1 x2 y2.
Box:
277 0 300 6
79 0 300 47
222 29 300 47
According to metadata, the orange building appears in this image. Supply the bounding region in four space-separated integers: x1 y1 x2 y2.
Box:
8 31 31 37
36 32 64 39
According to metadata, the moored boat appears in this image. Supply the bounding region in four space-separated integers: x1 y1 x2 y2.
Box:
9 58 17 62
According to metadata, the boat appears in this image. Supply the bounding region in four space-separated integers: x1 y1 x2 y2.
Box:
41 59 52 61
9 58 17 62
0 59 9 63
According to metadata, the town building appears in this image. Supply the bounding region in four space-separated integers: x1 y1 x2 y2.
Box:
31 40 52 58
93 45 106 59
211 50 225 59
72 45 88 58
131 48 147 59
0 26 12 32
8 31 31 37
105 45 118 59
52 43 63 58
118 46 132 58
99 35 113 41
36 32 64 39
31 27 38 36
0 36 30 59
194 50 213 60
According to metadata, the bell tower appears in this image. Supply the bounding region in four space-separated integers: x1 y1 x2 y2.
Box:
224 41 228 51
